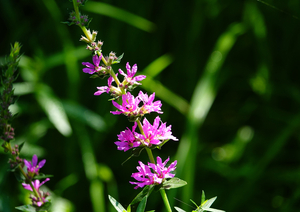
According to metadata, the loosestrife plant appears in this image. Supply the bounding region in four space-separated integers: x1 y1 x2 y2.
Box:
65 1 226 212
1 43 52 211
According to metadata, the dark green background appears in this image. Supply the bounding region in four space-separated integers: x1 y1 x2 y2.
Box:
1 0 300 211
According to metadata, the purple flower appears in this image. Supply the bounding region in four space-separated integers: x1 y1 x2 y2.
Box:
115 122 141 152
22 178 50 207
94 74 117 96
119 62 146 86
110 92 162 118
130 156 177 189
111 92 141 116
138 91 162 114
24 155 46 179
137 116 178 147
82 54 102 74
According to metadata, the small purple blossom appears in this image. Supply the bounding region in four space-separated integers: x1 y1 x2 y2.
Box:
22 178 50 207
94 74 118 96
137 116 178 147
82 54 102 74
115 122 141 152
130 156 177 189
138 91 162 114
111 92 141 116
110 92 162 118
119 62 146 86
24 154 46 179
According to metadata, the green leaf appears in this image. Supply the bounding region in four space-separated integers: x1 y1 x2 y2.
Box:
201 191 205 204
35 84 72 137
13 167 25 182
130 185 154 205
36 202 51 212
34 173 54 180
113 53 124 64
174 207 186 212
108 195 126 212
15 205 36 212
136 196 147 212
161 177 187 190
18 141 25 152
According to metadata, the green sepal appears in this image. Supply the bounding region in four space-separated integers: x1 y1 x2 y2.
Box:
108 195 126 212
130 185 154 205
113 53 124 64
160 177 187 190
33 173 54 180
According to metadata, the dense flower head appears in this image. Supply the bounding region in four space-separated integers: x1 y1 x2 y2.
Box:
24 154 46 179
22 178 50 207
130 156 177 189
82 54 102 74
138 116 178 147
119 62 146 87
110 92 162 120
114 122 141 152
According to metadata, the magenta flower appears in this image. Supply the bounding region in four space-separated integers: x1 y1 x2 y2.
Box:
138 91 162 114
111 92 141 116
111 92 162 118
22 178 50 207
137 116 178 147
24 154 46 179
94 74 118 96
119 62 146 86
82 54 102 74
115 122 141 152
130 156 177 189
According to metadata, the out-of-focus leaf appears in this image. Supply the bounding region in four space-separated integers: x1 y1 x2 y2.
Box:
62 101 106 132
141 54 189 115
35 84 72 137
83 1 156 32
15 205 36 212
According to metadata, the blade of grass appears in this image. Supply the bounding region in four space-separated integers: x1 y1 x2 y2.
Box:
83 1 156 32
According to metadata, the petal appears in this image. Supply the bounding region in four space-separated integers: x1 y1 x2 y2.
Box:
32 155 38 167
24 159 32 169
131 64 138 76
38 159 46 169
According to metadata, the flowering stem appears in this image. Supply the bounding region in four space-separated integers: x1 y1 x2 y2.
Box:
6 142 42 202
160 189 172 212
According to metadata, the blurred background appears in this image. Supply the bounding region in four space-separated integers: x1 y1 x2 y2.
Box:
1 0 300 211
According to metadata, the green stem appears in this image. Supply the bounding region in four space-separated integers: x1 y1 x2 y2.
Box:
160 189 172 212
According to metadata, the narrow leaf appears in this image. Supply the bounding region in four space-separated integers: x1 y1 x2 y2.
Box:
136 196 147 212
130 185 154 205
108 195 126 212
201 190 205 204
174 206 186 212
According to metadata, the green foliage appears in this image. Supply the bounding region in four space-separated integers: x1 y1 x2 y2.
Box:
1 0 300 211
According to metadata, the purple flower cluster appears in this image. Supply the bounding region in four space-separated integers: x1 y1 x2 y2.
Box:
115 116 178 151
130 156 177 189
22 178 50 207
23 155 49 207
82 54 178 189
111 91 162 118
